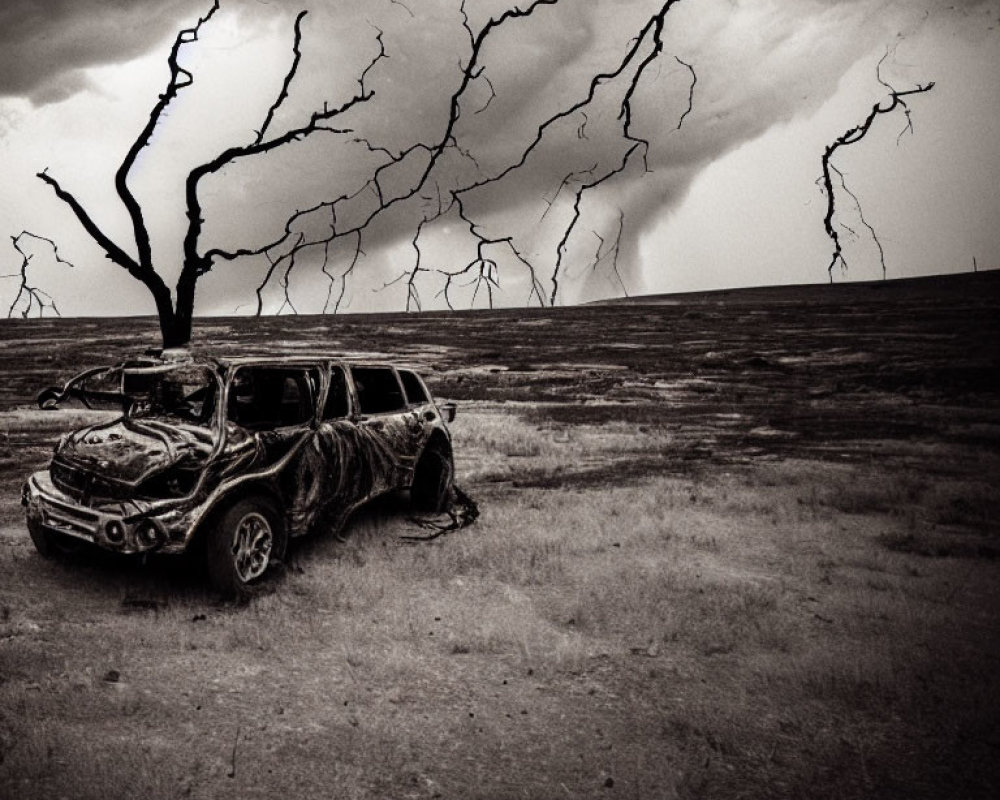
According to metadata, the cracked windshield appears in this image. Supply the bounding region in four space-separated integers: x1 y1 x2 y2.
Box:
124 365 218 426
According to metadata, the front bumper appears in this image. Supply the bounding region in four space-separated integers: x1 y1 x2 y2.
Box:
22 471 196 555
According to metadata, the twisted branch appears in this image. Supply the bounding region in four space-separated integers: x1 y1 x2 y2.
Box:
821 53 933 279
4 232 75 318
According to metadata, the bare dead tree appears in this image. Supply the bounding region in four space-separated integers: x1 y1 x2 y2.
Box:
830 163 886 277
673 55 696 131
255 0 692 313
3 232 75 318
27 0 693 346
430 195 542 311
404 0 691 308
588 210 629 297
820 54 933 280
34 1 222 346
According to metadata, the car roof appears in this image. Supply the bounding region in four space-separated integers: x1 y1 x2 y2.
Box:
128 353 420 371
219 356 411 368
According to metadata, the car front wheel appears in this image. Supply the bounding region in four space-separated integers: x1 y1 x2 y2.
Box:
206 497 284 599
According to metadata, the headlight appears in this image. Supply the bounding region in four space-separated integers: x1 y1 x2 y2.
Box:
105 520 126 544
135 520 163 549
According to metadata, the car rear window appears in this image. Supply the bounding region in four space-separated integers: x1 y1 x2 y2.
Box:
351 366 405 414
398 369 428 405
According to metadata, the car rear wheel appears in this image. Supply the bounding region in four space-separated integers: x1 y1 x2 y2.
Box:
410 440 454 513
206 497 284 599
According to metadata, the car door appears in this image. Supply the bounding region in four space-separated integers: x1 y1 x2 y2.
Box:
349 365 427 492
308 363 376 519
226 364 322 534
227 365 319 454
295 364 431 536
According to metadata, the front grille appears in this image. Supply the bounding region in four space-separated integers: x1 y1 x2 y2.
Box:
50 460 132 502
42 507 99 539
45 499 97 524
35 489 101 539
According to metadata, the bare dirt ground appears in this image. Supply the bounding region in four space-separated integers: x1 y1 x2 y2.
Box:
1 271 998 799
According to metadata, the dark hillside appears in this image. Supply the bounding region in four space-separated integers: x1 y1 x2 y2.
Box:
2 270 997 479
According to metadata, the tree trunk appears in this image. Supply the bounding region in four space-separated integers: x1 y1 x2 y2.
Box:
160 314 193 350
150 282 192 350
166 266 199 349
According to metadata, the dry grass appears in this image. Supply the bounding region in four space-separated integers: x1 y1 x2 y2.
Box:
1 401 998 799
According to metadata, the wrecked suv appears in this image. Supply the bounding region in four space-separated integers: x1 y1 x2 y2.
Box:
22 354 456 596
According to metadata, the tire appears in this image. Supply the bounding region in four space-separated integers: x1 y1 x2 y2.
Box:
205 496 285 599
28 518 83 560
36 388 61 410
410 440 454 513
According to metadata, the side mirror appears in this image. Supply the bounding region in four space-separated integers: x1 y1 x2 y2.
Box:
440 401 457 423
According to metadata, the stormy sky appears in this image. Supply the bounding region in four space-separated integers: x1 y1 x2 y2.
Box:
1 0 998 318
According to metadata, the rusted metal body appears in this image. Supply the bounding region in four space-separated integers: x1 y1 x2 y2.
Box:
22 354 456 589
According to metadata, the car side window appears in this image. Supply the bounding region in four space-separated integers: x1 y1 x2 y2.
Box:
228 366 319 429
398 369 428 405
77 367 126 410
351 366 406 415
323 366 350 420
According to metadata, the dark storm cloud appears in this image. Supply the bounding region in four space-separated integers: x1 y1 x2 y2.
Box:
0 0 205 104
4 0 997 315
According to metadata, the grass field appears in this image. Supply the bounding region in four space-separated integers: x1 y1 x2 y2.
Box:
1 272 998 799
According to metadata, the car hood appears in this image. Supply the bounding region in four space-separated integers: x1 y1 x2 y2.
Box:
54 417 219 484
